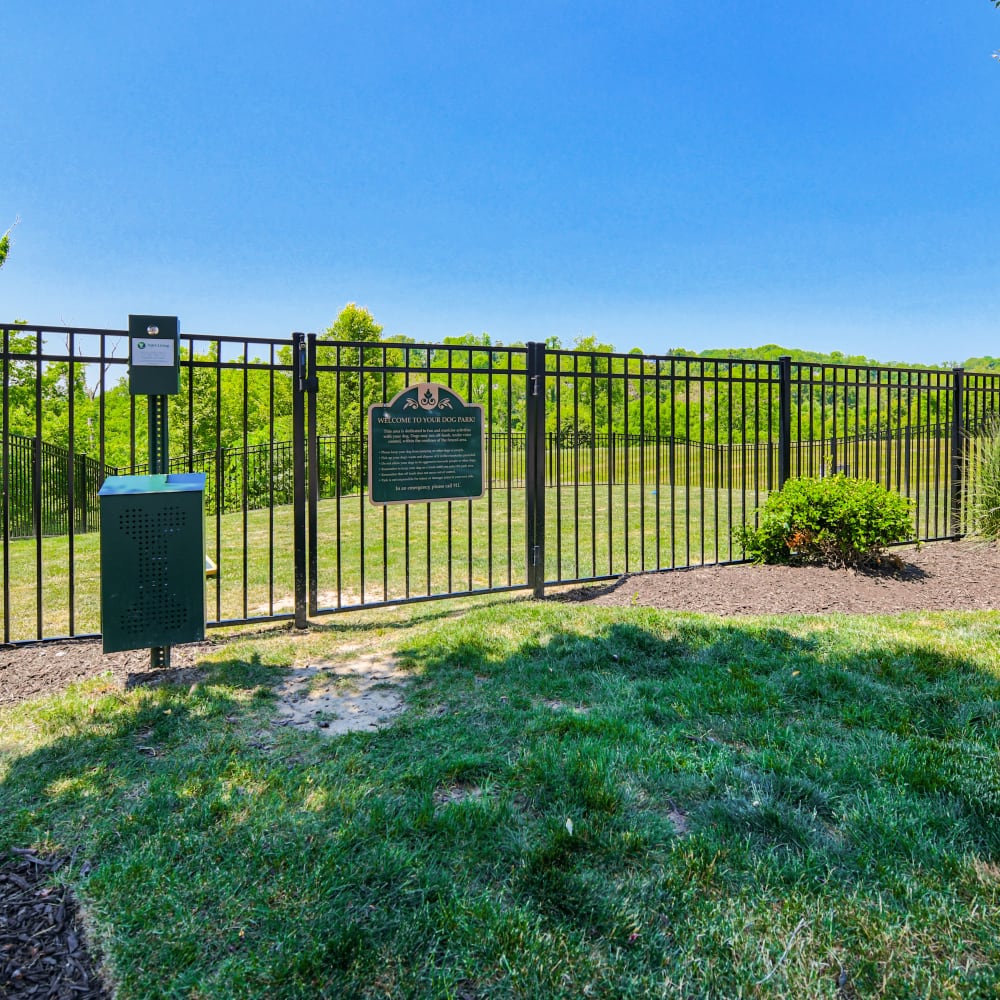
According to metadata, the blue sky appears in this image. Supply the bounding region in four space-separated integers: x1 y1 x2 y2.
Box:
3 2 998 365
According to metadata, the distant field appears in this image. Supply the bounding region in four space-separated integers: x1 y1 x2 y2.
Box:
4 465 951 645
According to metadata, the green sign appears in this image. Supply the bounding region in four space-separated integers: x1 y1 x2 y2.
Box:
368 383 485 505
128 314 180 396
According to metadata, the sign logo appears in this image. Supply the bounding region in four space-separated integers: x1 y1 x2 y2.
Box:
401 385 455 411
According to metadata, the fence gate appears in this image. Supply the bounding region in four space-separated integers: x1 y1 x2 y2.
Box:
302 334 535 616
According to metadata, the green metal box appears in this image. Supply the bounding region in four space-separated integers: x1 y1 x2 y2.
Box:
128 314 180 395
99 473 206 653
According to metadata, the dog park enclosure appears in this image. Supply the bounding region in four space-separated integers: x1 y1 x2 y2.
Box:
3 323 998 644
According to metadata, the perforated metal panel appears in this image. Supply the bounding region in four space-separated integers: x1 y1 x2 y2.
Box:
100 475 205 653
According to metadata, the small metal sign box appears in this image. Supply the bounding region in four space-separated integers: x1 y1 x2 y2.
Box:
368 382 485 505
129 314 180 395
99 473 206 653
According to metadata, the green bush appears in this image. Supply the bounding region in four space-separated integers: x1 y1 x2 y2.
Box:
739 475 914 568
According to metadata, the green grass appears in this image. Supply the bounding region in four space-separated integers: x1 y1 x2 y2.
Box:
543 435 953 493
2 600 1000 997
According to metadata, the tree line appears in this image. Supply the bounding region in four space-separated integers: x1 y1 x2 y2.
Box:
3 306 993 475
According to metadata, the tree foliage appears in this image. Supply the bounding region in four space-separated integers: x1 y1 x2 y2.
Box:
3 326 94 453
0 221 14 271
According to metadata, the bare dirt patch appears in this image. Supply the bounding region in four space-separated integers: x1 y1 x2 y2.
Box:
433 783 484 808
270 654 411 736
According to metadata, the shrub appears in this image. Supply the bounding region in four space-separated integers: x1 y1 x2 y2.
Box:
965 417 1000 540
739 475 914 568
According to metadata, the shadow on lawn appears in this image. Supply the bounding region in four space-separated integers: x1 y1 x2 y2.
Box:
0 651 283 850
2 613 1000 997
4 615 1000 868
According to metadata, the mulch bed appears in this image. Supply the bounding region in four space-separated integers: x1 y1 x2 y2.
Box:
0 641 218 710
0 851 109 998
556 540 1000 615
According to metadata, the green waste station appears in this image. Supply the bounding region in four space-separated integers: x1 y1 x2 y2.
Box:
99 313 203 666
99 472 206 654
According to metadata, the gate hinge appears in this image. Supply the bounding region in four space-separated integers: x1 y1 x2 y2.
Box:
296 344 308 391
296 343 318 393
531 375 541 396
531 545 541 566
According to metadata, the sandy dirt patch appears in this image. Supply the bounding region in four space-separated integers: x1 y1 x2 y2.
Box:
270 653 411 736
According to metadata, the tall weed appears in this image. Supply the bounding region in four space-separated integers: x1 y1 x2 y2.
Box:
966 417 1000 540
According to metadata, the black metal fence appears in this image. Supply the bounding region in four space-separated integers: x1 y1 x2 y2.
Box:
5 432 115 538
2 324 301 642
4 321 1000 644
535 349 994 587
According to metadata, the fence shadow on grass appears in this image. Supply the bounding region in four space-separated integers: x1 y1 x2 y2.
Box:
0 650 286 847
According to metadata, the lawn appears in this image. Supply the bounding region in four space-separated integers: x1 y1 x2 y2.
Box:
2 599 999 997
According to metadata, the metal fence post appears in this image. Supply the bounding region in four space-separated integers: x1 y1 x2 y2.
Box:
145 391 170 669
778 356 792 488
525 342 546 598
32 435 42 543
292 332 309 628
2 330 9 644
951 366 964 538
306 334 319 615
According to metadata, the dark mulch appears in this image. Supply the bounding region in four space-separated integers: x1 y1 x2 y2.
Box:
0 640 218 710
0 851 109 999
556 540 1000 615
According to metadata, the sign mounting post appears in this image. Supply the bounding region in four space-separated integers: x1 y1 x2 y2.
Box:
128 314 181 668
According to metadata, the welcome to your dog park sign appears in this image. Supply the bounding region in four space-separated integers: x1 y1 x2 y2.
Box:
367 382 485 505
